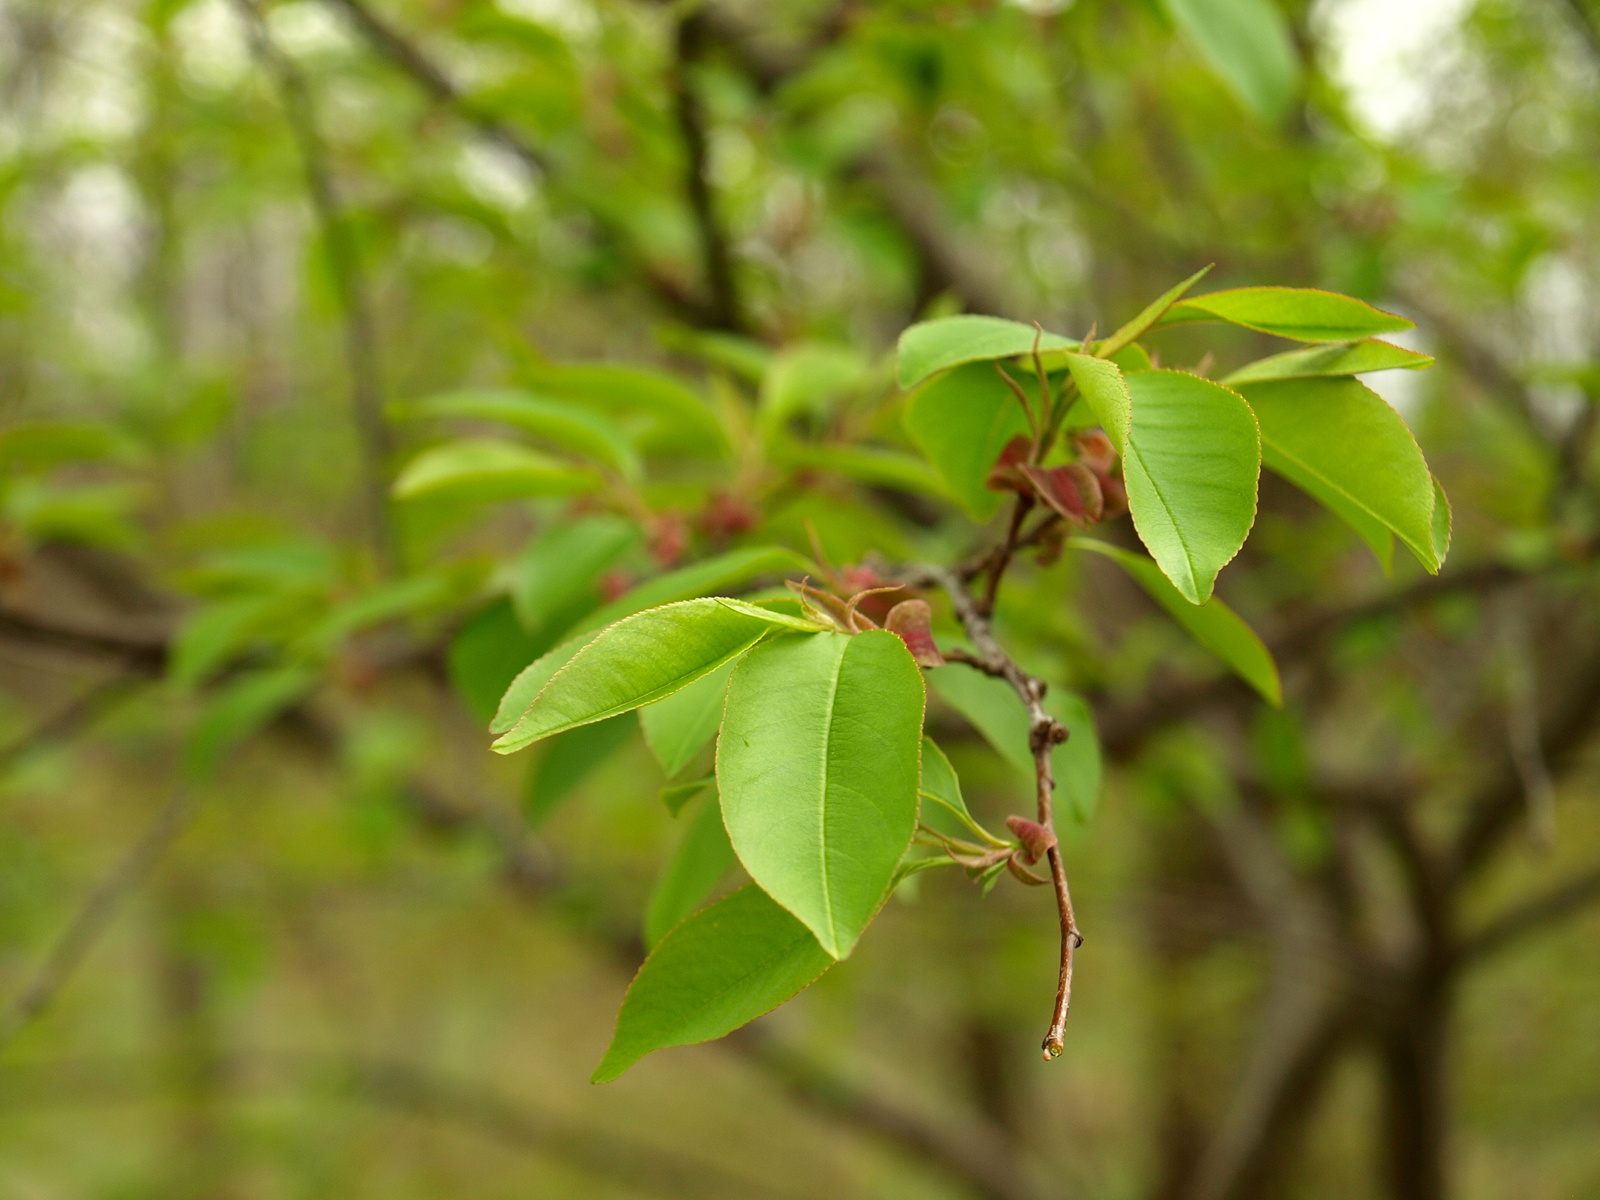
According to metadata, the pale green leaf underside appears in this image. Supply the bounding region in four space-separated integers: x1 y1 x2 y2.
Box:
594 885 831 1082
1222 339 1433 386
392 438 598 504
644 787 737 947
1239 378 1441 573
1072 539 1281 704
1162 0 1299 123
493 599 821 753
640 657 737 779
1159 288 1413 343
719 631 925 959
925 669 1104 817
904 361 1035 520
1108 369 1261 604
520 363 729 456
896 315 1077 390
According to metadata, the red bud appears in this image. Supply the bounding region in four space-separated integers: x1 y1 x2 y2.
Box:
985 435 1033 493
1019 463 1104 525
1005 815 1058 864
885 599 945 667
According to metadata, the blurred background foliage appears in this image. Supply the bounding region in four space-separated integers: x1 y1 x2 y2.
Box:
2 0 1599 1197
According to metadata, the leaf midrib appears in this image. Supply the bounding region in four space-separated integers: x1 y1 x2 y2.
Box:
814 640 848 954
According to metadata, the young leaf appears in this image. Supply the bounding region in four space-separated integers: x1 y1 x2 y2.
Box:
759 343 870 435
392 439 598 505
896 315 1077 390
494 599 821 753
920 736 999 842
593 885 832 1082
1072 538 1281 704
524 713 636 826
1159 288 1413 343
505 516 638 631
1222 339 1434 386
391 389 643 481
1068 360 1260 604
1238 378 1442 572
1095 265 1213 362
718 631 925 959
573 546 813 637
171 593 297 687
904 362 1035 521
640 657 737 779
644 787 738 947
926 668 1105 814
1162 0 1299 123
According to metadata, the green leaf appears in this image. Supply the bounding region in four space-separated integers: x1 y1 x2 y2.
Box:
903 362 1035 521
301 572 456 653
493 599 822 753
1431 475 1452 565
774 443 956 502
1095 266 1212 362
660 775 713 816
896 315 1077 390
1159 288 1413 343
1162 0 1299 122
1238 378 1442 572
719 631 925 959
519 364 729 456
1222 339 1434 386
1072 539 1281 704
505 516 638 631
490 635 583 735
392 438 598 505
919 736 998 842
572 546 813 637
524 713 636 826
185 665 318 779
1050 691 1103 822
1069 360 1260 603
926 667 1104 813
760 343 870 434
640 658 736 779
456 599 564 727
170 593 296 686
593 885 831 1082
392 389 643 481
644 787 738 947
0 421 142 471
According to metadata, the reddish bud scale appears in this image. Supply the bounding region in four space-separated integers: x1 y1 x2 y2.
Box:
1005 815 1058 864
884 599 945 667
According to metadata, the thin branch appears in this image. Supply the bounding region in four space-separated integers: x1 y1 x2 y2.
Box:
0 607 167 669
234 0 394 569
1458 866 1600 965
321 0 720 327
672 11 745 332
0 787 197 1051
898 563 1078 1058
0 673 148 776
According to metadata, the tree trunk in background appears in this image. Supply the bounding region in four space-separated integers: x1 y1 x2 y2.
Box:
1379 982 1450 1200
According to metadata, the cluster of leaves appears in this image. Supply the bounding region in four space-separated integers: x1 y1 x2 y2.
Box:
468 272 1448 1079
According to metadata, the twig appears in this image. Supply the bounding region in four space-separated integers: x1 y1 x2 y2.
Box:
234 0 395 570
0 674 148 776
672 11 744 332
0 786 197 1051
899 563 1079 1059
1457 866 1600 965
979 494 1034 617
